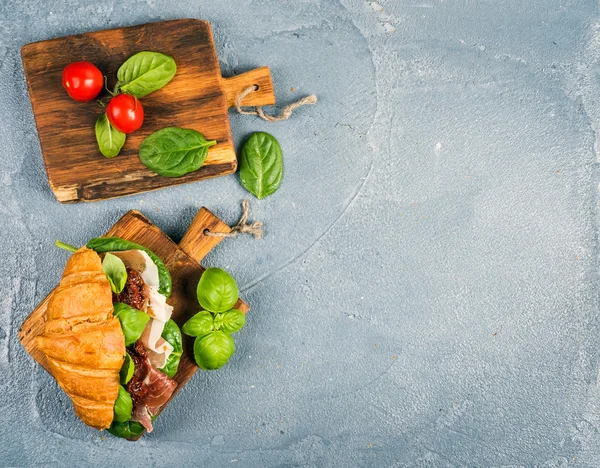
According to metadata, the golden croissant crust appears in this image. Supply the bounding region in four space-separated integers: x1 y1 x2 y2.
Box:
37 247 125 430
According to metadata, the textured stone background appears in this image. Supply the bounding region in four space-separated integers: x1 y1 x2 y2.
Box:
1 0 600 466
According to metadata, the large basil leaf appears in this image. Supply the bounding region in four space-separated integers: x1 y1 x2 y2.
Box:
159 319 183 378
107 420 145 439
182 311 214 337
193 331 235 370
95 113 126 158
239 132 283 199
86 237 172 297
138 127 216 177
196 268 239 313
214 309 245 334
113 303 150 346
102 253 127 294
118 51 177 98
113 385 133 423
120 353 134 384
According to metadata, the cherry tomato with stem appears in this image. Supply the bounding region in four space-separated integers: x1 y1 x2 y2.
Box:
62 62 104 102
106 94 144 134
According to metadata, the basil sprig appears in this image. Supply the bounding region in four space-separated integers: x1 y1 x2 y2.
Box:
183 268 245 370
196 268 239 313
95 114 126 158
117 51 177 98
193 331 235 371
182 311 213 337
113 303 150 346
120 353 135 385
138 127 216 177
113 385 133 423
183 310 245 337
102 253 127 294
214 310 246 334
239 132 283 199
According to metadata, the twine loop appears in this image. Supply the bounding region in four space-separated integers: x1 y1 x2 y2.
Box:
204 200 263 239
213 85 316 239
235 85 317 122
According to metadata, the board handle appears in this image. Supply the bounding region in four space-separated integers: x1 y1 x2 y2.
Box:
179 208 231 264
222 66 276 108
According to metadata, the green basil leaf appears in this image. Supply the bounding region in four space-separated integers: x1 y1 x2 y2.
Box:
95 113 126 158
182 311 214 337
117 51 177 98
239 132 283 199
113 385 133 423
138 127 216 177
214 309 245 334
120 353 134 384
197 267 239 313
193 331 235 370
107 420 145 439
159 319 183 378
102 253 127 294
86 237 172 297
113 302 150 346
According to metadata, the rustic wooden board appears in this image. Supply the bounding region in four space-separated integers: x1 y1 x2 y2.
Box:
18 207 249 439
21 19 276 203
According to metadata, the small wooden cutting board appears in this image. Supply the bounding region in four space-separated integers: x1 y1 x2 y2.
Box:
18 207 249 439
22 19 276 203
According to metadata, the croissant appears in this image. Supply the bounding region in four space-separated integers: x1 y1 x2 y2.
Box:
37 247 125 429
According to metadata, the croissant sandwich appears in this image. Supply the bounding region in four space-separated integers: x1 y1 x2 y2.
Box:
37 237 183 438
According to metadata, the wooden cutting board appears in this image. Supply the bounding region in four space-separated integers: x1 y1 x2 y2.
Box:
18 207 249 439
21 19 276 203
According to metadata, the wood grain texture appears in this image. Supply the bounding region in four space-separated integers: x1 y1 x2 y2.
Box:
179 207 233 263
18 208 249 439
21 19 276 203
222 67 275 108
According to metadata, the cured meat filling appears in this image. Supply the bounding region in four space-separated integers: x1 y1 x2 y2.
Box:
126 341 177 432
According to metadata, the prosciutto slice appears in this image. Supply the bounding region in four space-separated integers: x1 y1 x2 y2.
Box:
127 341 177 432
112 250 175 367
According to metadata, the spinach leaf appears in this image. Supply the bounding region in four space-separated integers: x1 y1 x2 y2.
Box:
182 311 214 337
95 113 126 158
117 51 177 98
120 353 134 384
196 267 239 313
159 319 182 378
138 127 216 177
86 237 172 297
193 331 235 370
113 303 150 346
113 385 133 423
102 253 127 294
107 420 145 439
214 309 245 334
239 132 283 199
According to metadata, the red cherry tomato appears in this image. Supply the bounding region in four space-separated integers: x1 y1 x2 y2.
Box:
106 94 144 134
62 62 104 102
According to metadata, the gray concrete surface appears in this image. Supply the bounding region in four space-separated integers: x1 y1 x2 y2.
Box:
1 0 600 466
